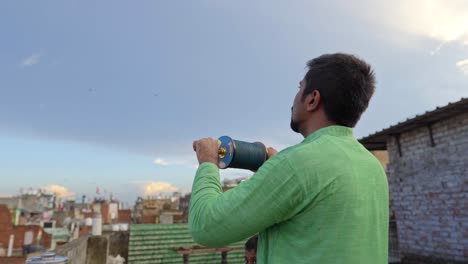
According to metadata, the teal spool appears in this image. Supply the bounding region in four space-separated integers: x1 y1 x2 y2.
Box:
217 136 267 171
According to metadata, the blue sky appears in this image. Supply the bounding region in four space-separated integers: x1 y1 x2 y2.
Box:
1 1 467 204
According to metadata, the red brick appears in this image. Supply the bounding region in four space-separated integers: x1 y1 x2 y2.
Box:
83 212 93 218
140 215 156 224
118 209 132 223
79 226 92 237
0 257 27 264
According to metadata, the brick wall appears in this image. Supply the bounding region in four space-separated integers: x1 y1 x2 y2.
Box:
0 206 14 243
138 215 156 224
118 209 132 223
83 212 93 219
0 257 26 264
12 226 52 249
387 112 468 262
101 203 110 224
0 205 52 251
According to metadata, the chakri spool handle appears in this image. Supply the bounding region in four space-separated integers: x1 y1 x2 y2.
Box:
217 136 267 171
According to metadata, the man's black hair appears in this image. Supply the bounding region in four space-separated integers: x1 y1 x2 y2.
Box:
303 53 376 127
245 235 258 251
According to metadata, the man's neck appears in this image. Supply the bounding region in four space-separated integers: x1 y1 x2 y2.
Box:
301 119 337 138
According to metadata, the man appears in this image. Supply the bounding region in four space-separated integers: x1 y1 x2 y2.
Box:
245 235 258 264
190 53 389 263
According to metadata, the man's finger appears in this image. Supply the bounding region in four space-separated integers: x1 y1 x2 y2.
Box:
266 147 278 159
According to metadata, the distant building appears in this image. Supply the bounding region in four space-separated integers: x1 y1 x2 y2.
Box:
0 193 61 229
133 196 181 224
360 98 468 263
178 193 191 223
222 177 249 192
159 211 184 224
178 177 249 223
0 205 52 257
118 209 132 223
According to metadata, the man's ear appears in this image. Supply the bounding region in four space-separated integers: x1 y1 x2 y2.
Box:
305 90 320 112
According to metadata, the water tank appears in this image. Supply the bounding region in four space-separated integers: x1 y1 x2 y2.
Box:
92 212 102 236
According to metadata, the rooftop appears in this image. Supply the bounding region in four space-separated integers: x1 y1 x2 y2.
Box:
128 224 246 264
359 97 468 150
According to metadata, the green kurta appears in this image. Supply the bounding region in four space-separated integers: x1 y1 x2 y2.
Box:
189 126 389 263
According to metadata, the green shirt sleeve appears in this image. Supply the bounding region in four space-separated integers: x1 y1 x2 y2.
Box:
189 153 305 247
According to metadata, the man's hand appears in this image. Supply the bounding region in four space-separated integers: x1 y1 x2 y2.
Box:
193 138 219 165
266 147 278 160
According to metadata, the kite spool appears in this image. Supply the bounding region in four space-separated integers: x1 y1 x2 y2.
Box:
217 136 267 171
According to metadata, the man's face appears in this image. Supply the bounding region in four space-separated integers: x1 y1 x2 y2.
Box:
245 249 256 264
290 79 306 133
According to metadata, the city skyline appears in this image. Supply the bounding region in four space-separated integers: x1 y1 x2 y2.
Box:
1 1 467 203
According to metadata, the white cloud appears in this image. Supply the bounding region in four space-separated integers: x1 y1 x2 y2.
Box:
429 43 445 56
21 53 42 67
344 1 468 50
143 181 178 196
346 0 468 77
43 184 75 198
456 58 468 75
456 58 468 66
384 1 468 44
153 158 169 166
152 152 200 169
